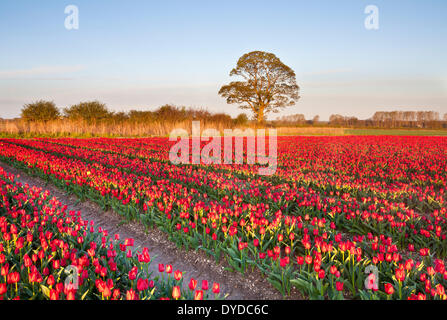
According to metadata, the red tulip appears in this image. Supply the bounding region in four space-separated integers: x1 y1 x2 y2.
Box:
66 290 76 300
137 278 149 291
49 289 59 300
0 283 7 295
417 293 426 300
96 279 107 293
212 282 220 294
330 265 338 275
128 266 138 280
55 282 64 293
395 268 406 282
305 255 312 265
419 248 429 256
141 248 151 263
7 271 20 284
112 289 121 300
126 289 138 300
23 254 32 268
172 286 181 300
194 290 204 300
87 247 95 257
174 270 182 281
52 259 60 270
189 278 197 291
436 284 445 298
318 269 325 279
47 275 55 287
124 238 134 247
384 283 394 295
427 266 435 276
29 271 42 283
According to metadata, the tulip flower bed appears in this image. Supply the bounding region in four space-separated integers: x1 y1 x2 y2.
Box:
0 166 220 300
0 136 446 300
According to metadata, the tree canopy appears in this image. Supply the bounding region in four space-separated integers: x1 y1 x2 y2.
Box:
64 101 111 122
21 100 60 122
219 51 300 124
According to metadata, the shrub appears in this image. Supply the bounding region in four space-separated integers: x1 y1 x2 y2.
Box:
21 100 60 122
234 113 249 126
64 101 111 122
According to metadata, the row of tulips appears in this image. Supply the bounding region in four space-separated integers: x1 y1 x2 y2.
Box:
0 137 446 299
0 166 221 300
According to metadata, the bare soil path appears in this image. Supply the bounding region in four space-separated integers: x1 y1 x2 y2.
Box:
0 161 301 300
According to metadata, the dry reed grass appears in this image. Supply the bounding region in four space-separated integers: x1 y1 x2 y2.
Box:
0 119 346 137
0 119 253 137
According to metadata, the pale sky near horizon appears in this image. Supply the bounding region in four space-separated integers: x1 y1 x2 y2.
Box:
0 0 446 120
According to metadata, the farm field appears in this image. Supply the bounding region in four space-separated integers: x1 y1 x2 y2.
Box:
1 136 447 300
0 165 221 300
344 129 447 136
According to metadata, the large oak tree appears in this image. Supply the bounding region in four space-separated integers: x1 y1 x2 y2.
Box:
219 51 300 124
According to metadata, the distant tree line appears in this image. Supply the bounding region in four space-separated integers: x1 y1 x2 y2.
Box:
329 111 447 128
277 114 306 124
274 113 320 126
369 111 443 128
12 100 447 130
328 114 361 127
274 111 447 129
19 100 249 126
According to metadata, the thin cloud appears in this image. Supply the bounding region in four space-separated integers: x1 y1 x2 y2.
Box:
0 65 85 78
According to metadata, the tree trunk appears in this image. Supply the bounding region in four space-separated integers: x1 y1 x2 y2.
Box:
257 107 265 125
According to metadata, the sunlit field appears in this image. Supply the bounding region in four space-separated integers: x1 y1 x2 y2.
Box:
1 136 446 300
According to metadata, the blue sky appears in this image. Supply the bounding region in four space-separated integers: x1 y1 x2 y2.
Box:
0 0 446 120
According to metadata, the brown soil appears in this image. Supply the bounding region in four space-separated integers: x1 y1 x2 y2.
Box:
0 161 303 300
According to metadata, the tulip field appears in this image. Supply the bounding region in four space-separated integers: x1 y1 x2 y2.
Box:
0 165 220 300
0 136 447 300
